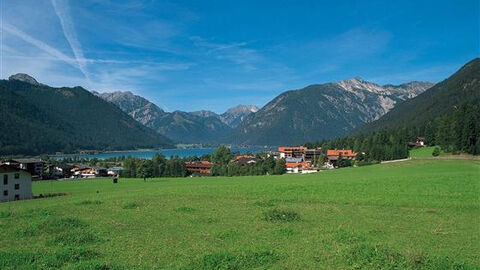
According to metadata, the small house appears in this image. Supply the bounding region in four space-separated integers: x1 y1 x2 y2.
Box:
326 149 357 167
0 164 33 202
107 167 124 176
234 155 257 166
285 162 319 174
185 161 213 175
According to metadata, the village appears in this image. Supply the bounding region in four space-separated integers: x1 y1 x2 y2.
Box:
0 136 430 203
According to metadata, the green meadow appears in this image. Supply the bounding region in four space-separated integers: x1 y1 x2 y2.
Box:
409 147 438 157
1 160 479 269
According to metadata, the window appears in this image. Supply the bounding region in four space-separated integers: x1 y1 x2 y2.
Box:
14 194 19 200
14 173 19 179
3 190 7 196
14 184 19 190
3 175 7 185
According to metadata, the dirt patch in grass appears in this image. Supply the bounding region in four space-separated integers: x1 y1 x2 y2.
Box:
181 250 279 270
76 200 103 206
264 209 300 222
176 207 197 213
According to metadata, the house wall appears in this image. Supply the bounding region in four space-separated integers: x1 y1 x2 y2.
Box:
1 171 32 202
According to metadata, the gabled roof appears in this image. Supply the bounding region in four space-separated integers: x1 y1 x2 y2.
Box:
185 161 213 168
326 149 357 157
0 164 31 174
285 162 312 169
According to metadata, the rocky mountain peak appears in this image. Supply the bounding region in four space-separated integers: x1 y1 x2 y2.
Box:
8 73 41 86
191 110 218 118
336 77 385 93
224 105 259 115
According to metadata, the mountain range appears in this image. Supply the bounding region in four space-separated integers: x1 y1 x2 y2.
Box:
94 91 258 143
96 79 432 145
1 68 440 155
0 74 172 155
229 79 433 145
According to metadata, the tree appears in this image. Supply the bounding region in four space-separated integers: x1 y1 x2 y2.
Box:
273 159 286 175
212 146 234 165
137 160 154 180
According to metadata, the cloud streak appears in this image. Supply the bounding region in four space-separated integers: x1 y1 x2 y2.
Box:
51 0 90 80
0 22 78 68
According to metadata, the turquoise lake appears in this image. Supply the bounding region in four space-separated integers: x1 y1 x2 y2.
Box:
52 147 273 160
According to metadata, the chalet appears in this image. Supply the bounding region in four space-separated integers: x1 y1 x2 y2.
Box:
235 155 257 166
0 164 33 202
285 162 319 174
107 167 124 176
49 164 73 179
71 165 107 178
326 149 357 163
278 146 323 162
278 146 307 159
408 136 426 147
185 161 213 175
4 158 44 179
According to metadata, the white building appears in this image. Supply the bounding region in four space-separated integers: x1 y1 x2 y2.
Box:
1 164 33 202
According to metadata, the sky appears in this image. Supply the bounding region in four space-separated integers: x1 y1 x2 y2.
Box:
1 0 478 113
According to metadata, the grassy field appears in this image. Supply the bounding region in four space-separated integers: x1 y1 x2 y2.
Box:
409 147 438 157
1 160 479 269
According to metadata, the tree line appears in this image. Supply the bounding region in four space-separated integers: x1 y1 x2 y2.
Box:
306 102 480 162
119 146 285 178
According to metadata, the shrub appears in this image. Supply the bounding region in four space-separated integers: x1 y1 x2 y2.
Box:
432 147 441 157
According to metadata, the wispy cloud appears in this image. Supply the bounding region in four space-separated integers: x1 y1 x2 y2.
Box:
191 36 264 70
51 0 90 80
0 22 77 68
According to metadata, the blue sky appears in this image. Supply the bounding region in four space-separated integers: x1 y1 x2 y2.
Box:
1 0 478 113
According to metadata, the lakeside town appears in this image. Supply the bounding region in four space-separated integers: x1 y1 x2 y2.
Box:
0 144 364 202
1 136 435 203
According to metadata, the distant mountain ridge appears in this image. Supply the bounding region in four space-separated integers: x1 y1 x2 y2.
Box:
0 75 172 155
227 78 433 145
95 91 258 143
